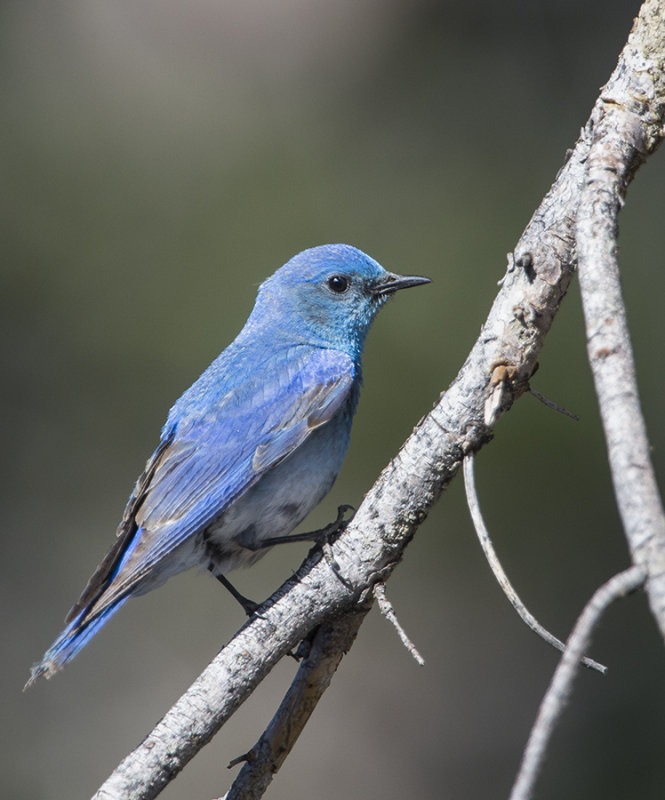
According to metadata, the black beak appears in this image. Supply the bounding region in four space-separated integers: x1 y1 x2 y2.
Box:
371 272 432 297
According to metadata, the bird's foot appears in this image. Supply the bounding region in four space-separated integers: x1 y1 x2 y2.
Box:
313 504 355 571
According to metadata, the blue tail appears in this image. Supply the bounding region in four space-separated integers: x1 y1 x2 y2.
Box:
24 596 129 689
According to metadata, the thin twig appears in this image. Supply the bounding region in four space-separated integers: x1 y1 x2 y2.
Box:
528 387 579 421
373 582 425 666
463 454 606 673
509 565 645 800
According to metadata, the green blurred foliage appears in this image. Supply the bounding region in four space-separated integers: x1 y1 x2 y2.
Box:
3 2 665 799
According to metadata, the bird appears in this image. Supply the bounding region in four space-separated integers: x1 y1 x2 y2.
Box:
26 243 430 687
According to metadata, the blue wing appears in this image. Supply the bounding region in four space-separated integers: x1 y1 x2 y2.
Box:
70 345 356 620
26 345 356 685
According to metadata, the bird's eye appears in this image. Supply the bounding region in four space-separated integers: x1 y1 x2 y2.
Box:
327 274 350 294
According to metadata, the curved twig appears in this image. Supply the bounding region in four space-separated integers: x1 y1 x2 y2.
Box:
463 454 606 673
509 566 646 800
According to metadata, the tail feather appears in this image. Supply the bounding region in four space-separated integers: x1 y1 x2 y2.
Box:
24 596 129 690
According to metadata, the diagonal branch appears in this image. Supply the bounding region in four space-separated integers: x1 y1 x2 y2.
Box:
92 4 665 798
224 599 373 800
91 164 581 800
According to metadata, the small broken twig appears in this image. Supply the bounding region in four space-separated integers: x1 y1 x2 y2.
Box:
509 565 645 800
463 453 606 674
528 387 579 421
373 582 425 666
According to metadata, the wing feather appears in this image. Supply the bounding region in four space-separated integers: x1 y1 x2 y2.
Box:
70 347 356 619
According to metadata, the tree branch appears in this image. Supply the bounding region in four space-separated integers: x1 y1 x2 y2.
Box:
92 4 665 798
224 600 372 800
576 0 665 638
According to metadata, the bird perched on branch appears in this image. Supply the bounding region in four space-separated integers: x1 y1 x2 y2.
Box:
26 243 429 687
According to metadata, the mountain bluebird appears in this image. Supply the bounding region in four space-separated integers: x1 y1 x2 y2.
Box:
27 243 429 687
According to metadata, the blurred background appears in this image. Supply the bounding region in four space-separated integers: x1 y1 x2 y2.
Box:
3 1 665 798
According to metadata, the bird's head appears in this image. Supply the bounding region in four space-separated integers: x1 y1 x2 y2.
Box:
249 244 430 359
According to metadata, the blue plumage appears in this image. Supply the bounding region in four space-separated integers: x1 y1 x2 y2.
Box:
26 244 429 686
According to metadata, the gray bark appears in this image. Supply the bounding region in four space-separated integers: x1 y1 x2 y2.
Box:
576 0 665 633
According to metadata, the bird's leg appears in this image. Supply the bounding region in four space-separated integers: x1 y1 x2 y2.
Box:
209 505 353 616
209 569 260 616
247 504 355 551
218 505 354 624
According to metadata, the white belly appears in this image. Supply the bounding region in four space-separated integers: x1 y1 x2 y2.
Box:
199 412 351 574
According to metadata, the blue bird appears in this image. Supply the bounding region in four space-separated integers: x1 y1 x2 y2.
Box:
26 244 429 687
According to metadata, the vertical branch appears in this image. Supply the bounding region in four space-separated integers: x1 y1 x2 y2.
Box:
576 0 665 637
